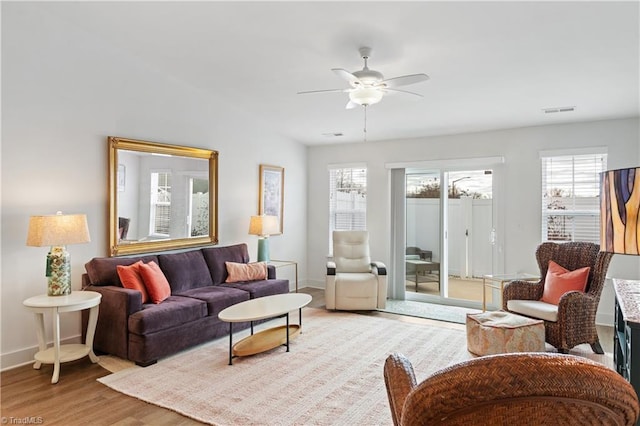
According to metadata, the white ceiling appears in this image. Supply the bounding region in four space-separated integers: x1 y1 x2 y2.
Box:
35 1 639 145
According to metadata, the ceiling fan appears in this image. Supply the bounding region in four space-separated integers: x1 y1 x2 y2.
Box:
297 46 430 109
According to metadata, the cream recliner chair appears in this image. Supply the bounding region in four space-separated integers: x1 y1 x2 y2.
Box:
326 230 387 310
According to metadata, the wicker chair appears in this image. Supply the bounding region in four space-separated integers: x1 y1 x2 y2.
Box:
502 242 613 354
384 352 639 426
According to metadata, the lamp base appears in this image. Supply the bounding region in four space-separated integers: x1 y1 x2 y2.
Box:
47 246 71 296
257 237 270 262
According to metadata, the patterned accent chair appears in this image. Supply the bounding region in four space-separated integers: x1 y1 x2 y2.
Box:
325 230 387 310
503 242 613 354
384 352 639 426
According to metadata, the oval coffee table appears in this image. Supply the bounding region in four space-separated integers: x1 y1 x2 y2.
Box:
218 293 312 365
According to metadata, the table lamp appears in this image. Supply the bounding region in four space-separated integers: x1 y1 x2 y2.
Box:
600 167 640 255
26 212 91 296
248 215 279 262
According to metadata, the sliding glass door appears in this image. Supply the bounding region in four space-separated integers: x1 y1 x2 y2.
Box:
405 171 442 296
404 168 494 308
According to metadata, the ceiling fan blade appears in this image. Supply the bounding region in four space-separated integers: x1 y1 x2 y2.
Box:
380 73 429 88
332 68 361 87
297 88 348 95
384 88 424 98
346 100 359 109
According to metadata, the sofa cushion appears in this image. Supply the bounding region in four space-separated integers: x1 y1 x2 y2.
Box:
225 261 267 283
85 255 159 287
202 244 250 284
158 250 214 293
116 261 149 303
128 295 207 335
225 279 290 299
139 261 172 304
177 286 250 317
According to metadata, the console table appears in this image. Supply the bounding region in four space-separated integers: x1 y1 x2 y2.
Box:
23 291 101 384
613 278 640 420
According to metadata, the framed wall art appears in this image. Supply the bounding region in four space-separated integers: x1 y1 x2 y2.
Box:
258 164 284 234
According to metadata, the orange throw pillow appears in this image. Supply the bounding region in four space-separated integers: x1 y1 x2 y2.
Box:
541 260 590 305
225 262 267 283
116 261 149 303
138 261 171 304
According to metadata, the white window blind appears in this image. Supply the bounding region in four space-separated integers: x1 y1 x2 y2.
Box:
541 153 606 243
329 167 367 249
150 171 171 236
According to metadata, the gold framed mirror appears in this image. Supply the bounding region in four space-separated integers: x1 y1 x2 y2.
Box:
108 136 218 256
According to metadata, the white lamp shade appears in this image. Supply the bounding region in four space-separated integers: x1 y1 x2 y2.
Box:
248 215 279 237
27 213 91 247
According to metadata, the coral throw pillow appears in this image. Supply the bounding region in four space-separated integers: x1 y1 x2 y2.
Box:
541 260 590 305
138 261 171 304
225 262 267 283
116 261 149 304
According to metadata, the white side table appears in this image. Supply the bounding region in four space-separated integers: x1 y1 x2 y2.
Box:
481 273 538 312
269 260 298 292
23 291 102 384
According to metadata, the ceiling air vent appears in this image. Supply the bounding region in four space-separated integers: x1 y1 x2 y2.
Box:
542 106 576 114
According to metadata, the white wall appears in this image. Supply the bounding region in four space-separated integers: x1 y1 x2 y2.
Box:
307 118 640 323
1 4 307 369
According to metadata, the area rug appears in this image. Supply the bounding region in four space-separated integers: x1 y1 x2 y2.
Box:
380 299 481 324
98 308 612 426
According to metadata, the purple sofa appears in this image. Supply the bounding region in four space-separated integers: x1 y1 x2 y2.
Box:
81 243 289 366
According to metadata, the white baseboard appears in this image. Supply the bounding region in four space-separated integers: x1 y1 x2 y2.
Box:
1 335 81 372
596 312 614 328
304 280 325 289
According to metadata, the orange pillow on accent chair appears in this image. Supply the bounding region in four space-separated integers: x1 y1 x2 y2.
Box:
540 260 590 305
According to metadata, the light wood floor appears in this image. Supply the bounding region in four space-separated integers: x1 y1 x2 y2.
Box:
1 287 612 425
406 275 491 302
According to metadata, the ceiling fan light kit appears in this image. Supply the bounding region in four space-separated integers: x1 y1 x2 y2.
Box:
349 87 384 106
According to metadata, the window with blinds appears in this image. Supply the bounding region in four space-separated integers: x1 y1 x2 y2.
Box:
150 171 171 236
329 166 367 250
541 152 606 244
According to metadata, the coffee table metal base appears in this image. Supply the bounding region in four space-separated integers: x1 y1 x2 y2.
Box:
228 309 303 365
